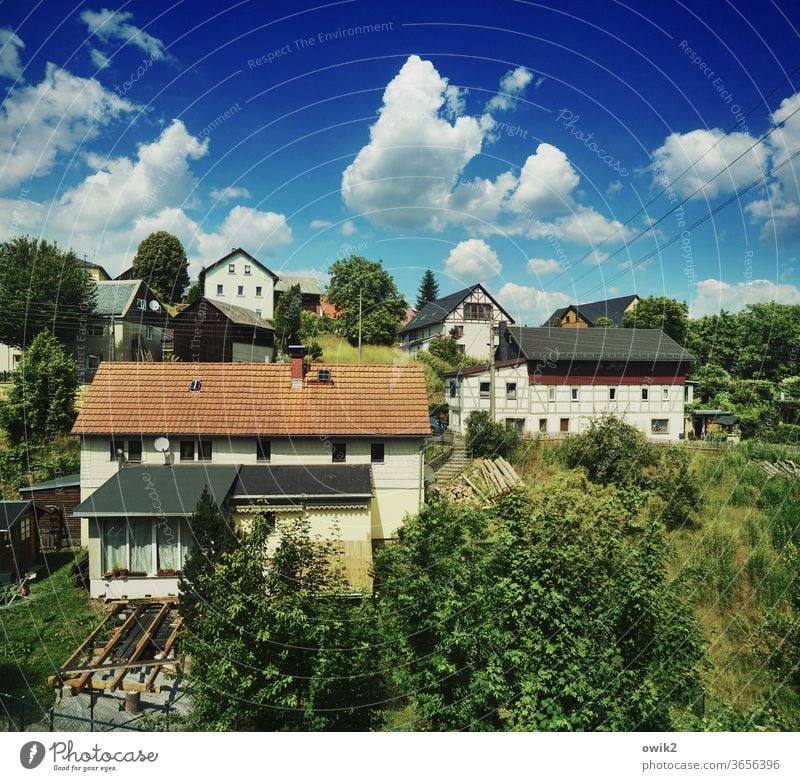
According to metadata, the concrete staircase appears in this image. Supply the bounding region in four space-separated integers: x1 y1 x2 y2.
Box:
433 444 472 484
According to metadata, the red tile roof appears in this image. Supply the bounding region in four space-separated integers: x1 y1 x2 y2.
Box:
72 362 430 437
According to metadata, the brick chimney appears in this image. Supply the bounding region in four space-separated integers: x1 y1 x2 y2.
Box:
288 344 308 388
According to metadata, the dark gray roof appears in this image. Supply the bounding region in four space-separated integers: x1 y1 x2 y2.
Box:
401 284 513 334
232 465 372 499
93 280 141 315
73 465 239 517
500 326 695 362
0 501 35 532
20 473 81 493
202 248 279 281
203 299 274 329
544 294 639 327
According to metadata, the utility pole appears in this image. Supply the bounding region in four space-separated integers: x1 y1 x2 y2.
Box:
488 322 496 422
358 288 362 361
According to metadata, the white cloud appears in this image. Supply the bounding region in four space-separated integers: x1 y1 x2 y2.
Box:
606 179 624 196
509 142 579 215
194 205 292 263
0 62 137 191
587 249 610 266
690 277 800 317
81 8 169 61
486 66 533 112
527 206 630 244
89 48 111 70
495 282 572 326
341 219 357 236
527 257 561 275
0 27 25 79
310 219 333 229
209 185 251 203
443 239 501 281
651 128 768 199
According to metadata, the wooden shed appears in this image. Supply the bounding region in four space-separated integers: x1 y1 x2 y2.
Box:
0 501 45 581
19 473 81 548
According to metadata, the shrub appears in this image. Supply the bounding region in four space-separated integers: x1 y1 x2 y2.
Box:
465 410 519 459
730 484 756 507
759 423 800 445
653 446 704 529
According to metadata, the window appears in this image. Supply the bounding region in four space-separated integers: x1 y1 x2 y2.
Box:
189 379 202 391
506 382 517 400
19 516 30 542
136 298 146 310
560 418 569 432
145 326 154 340
685 385 690 402
244 264 252 275
506 418 524 432
256 439 271 462
179 441 195 461
127 440 142 463
463 302 493 321
255 309 261 318
641 387 649 400
255 286 263 297
198 440 212 461
548 387 555 402
609 387 617 401
539 418 547 433
651 419 669 434
449 380 457 398
216 284 224 295
228 263 235 273
479 382 490 398
457 344 465 354
88 354 102 369
371 443 385 463
88 324 104 337
237 285 244 297
331 443 346 463
156 518 181 573
571 387 579 402
103 518 192 576
109 438 123 461
662 387 670 401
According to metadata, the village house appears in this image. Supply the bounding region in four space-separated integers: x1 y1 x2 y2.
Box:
171 297 275 363
200 247 322 322
71 353 429 599
399 284 514 359
544 293 640 328
446 324 695 441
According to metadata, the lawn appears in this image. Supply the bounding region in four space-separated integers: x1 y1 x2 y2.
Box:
315 334 409 365
0 551 103 725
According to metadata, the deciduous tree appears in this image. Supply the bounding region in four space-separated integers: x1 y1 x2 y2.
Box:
131 231 189 304
622 295 689 343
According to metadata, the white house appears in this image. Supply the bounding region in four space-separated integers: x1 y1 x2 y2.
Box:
71 353 430 598
201 248 322 321
446 325 695 442
399 284 514 360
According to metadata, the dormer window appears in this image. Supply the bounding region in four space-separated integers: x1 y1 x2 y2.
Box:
228 263 235 273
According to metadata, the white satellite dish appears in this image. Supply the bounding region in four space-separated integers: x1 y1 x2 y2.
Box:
154 436 170 453
149 299 161 312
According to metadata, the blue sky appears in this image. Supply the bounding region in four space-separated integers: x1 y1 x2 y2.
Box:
2 0 800 323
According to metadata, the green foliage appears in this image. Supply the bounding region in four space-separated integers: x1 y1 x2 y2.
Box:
622 295 689 342
415 269 439 311
427 336 462 365
756 478 800 551
273 283 303 353
735 303 800 381
592 315 617 328
759 423 800 444
185 281 201 305
375 477 703 730
325 256 407 346
465 410 519 459
652 446 704 529
0 332 81 445
0 236 96 347
691 364 732 404
687 310 742 373
183 512 386 730
0 437 80 498
559 414 658 488
132 231 189 304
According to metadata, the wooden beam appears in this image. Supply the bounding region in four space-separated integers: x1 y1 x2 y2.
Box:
60 677 163 695
57 605 121 672
109 602 170 692
145 618 182 690
56 657 178 676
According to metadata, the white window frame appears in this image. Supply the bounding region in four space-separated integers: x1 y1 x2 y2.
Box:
216 284 224 295
228 263 235 273
548 386 555 402
506 382 517 400
662 387 670 401
651 418 669 434
609 387 616 401
479 382 490 399
571 387 579 402
244 265 252 275
641 387 649 401
255 286 263 297
237 285 244 297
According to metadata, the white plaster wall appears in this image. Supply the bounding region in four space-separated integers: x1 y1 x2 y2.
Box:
204 250 275 318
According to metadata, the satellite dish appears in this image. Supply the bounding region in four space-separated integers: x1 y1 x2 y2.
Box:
154 436 170 452
149 299 161 312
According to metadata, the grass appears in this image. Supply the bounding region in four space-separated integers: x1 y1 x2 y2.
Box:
0 551 103 723
315 335 408 365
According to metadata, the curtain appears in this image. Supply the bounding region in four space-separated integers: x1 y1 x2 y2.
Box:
157 519 180 572
179 519 194 570
103 521 127 571
129 520 153 574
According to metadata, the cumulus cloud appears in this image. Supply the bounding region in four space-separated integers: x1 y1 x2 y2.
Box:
0 27 25 79
526 206 631 244
495 282 572 326
444 239 501 281
341 219 357 236
508 142 579 215
0 63 137 191
527 257 561 275
606 179 624 196
690 277 800 317
651 128 768 200
485 66 533 112
209 185 251 203
194 206 292 261
310 219 333 229
89 49 111 70
81 8 170 61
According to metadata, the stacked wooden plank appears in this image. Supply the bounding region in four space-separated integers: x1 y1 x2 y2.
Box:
437 457 521 504
760 460 800 480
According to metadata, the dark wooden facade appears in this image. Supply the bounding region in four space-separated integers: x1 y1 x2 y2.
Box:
19 475 81 549
0 503 43 578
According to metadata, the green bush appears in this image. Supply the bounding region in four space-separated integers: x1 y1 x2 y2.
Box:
730 484 756 507
759 423 800 444
653 446 705 529
465 410 519 459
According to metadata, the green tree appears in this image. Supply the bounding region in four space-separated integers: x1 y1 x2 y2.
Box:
592 315 617 328
325 256 407 346
415 269 439 311
131 231 189 304
465 410 519 459
651 446 705 530
273 283 303 354
0 236 96 348
692 363 732 404
183 512 386 730
735 302 800 381
427 336 461 365
687 310 741 372
0 331 81 445
622 296 689 343
185 281 202 305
